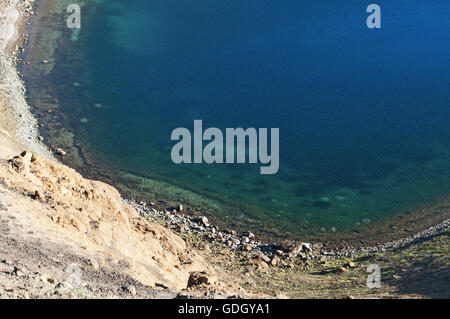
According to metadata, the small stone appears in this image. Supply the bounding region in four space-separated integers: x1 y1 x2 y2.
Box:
55 282 65 289
257 254 271 263
337 266 347 273
122 285 136 296
196 216 210 227
244 245 252 252
347 261 357 268
301 243 312 253
256 260 269 269
240 236 249 245
226 229 237 236
12 267 21 276
187 271 216 288
54 148 66 157
275 250 284 256
89 258 100 271
242 231 255 239
270 257 279 267
33 190 42 200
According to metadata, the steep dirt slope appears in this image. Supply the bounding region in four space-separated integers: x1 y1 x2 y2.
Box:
0 151 211 291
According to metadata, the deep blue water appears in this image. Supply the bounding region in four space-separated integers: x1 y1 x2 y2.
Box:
43 1 450 237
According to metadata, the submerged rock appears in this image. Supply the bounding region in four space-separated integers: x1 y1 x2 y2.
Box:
315 197 331 208
54 148 66 157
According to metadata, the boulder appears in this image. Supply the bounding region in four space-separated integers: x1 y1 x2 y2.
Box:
187 271 216 288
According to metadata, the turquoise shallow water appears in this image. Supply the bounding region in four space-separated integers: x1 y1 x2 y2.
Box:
24 0 450 239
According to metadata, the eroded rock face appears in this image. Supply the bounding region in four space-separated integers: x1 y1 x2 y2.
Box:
0 151 210 291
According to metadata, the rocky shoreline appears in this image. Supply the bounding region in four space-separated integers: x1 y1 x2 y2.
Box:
127 199 450 262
